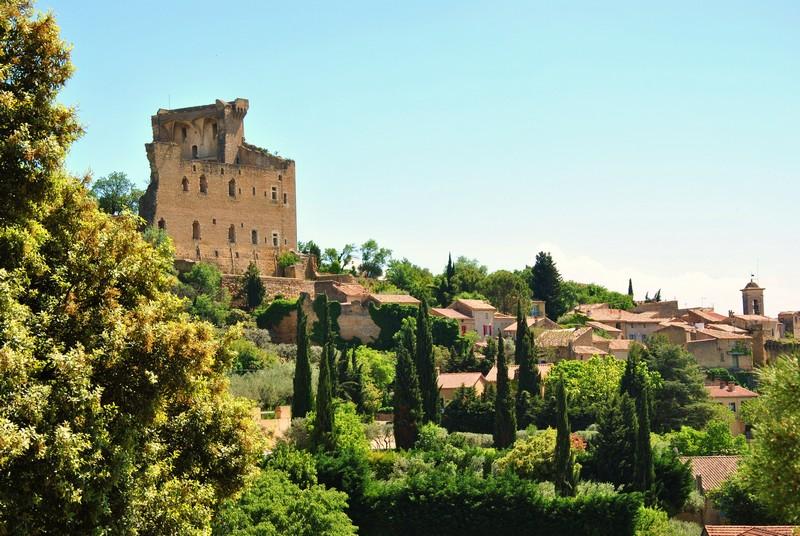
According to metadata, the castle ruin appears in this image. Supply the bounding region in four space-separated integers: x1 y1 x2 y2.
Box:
139 98 297 275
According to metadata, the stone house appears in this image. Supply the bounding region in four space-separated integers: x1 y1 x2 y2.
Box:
778 311 800 338
678 456 740 525
431 307 473 335
583 307 668 342
437 372 487 403
535 327 603 361
705 382 758 436
448 299 497 340
702 526 797 536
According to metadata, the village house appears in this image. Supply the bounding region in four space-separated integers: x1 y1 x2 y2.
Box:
431 307 473 335
678 455 740 524
535 327 605 361
702 526 798 536
778 311 800 338
582 307 668 342
705 382 758 436
437 372 487 402
447 299 497 340
484 363 553 392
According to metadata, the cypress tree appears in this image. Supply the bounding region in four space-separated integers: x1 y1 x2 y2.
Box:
493 334 517 448
291 296 313 419
416 299 439 423
515 301 541 426
350 347 365 414
336 346 350 399
314 294 338 395
593 392 637 488
633 382 655 493
393 344 422 449
628 278 634 298
312 340 335 452
240 261 266 310
554 378 576 496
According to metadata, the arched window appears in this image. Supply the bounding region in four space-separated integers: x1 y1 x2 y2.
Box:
192 221 201 240
228 224 236 243
182 177 189 191
158 218 166 230
199 175 208 194
228 179 236 197
191 145 198 159
251 230 258 244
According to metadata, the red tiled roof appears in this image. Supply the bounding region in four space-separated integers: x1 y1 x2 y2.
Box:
688 308 728 323
705 324 748 334
572 345 607 356
451 299 496 311
586 308 667 324
367 293 420 305
537 327 592 348
437 372 484 390
586 321 622 333
703 526 797 536
679 456 740 493
705 384 758 399
696 328 751 341
431 307 470 320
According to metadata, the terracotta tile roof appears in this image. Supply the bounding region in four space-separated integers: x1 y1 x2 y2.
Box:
705 384 759 399
502 317 538 333
679 456 741 493
703 526 798 536
586 321 622 333
733 314 776 322
696 328 751 341
484 363 551 383
367 293 420 305
687 308 729 323
705 324 748 334
537 327 590 348
437 372 484 390
334 282 368 298
572 345 607 356
609 339 633 350
778 311 799 316
431 307 470 320
586 308 667 324
451 299 496 311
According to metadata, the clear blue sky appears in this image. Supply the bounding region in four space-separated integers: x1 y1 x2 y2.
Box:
43 0 799 315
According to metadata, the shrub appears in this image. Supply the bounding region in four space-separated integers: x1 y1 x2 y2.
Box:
493 429 557 481
229 362 317 409
255 298 297 330
278 251 301 269
263 444 318 488
661 421 747 456
229 338 273 373
441 386 495 434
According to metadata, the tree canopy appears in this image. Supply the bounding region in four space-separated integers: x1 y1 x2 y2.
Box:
89 171 144 215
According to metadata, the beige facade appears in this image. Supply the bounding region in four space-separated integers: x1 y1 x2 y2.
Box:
140 98 297 275
778 311 800 338
448 299 497 340
705 383 758 436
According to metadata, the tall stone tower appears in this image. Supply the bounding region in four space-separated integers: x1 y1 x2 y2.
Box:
139 98 297 275
741 278 765 316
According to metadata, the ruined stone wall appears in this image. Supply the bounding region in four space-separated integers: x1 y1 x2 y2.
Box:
221 275 313 305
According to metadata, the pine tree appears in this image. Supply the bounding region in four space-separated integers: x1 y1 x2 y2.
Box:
529 251 566 320
240 261 266 310
554 378 576 496
628 278 634 298
515 301 541 426
393 344 422 449
291 296 313 419
593 392 637 488
493 334 517 448
312 340 335 452
416 299 439 423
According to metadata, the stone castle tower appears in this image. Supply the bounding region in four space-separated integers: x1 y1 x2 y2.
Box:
139 98 297 275
741 278 765 315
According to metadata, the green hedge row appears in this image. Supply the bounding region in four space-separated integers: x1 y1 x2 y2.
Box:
368 302 459 350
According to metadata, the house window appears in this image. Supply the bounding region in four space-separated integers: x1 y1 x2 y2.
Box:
192 221 201 240
251 230 258 245
228 179 236 197
181 177 189 191
157 218 165 230
191 145 198 158
199 175 208 194
271 186 278 201
728 402 737 412
272 232 279 247
283 193 288 204
228 225 236 243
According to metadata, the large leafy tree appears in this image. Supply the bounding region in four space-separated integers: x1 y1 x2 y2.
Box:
741 355 800 523
89 171 144 215
386 258 435 303
479 270 531 314
0 3 260 532
415 299 439 424
493 335 516 448
529 251 566 320
358 238 392 279
451 256 488 296
292 297 313 419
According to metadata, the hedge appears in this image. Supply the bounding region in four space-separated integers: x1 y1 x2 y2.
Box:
368 302 459 350
255 298 297 330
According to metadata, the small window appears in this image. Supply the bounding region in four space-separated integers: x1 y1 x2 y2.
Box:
157 218 166 230
728 402 737 412
228 179 236 197
251 230 258 244
212 123 218 138
214 250 219 257
182 177 189 192
212 218 216 225
199 175 208 194
278 174 282 182
271 186 278 201
235 252 239 258
220 168 224 175
238 188 241 195
192 165 196 172
252 186 256 195
272 232 279 247
181 127 187 141
284 238 288 245
191 145 198 159
283 193 288 204
240 222 244 228
264 191 267 197
228 225 236 243
192 221 201 240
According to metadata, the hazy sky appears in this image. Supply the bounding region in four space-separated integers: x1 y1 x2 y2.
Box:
43 0 799 316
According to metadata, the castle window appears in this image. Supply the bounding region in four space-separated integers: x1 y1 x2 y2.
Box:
214 250 219 257
271 186 278 201
192 221 201 240
284 238 288 245
158 218 166 230
228 225 236 243
228 179 236 197
238 188 242 195
196 246 201 259
181 127 187 141
192 145 198 159
272 232 279 247
192 165 196 172
182 177 189 192
252 187 256 196
212 218 216 225
283 193 288 205
251 230 258 244
235 252 239 258
212 123 218 138
220 168 224 175
199 175 208 194
278 174 282 182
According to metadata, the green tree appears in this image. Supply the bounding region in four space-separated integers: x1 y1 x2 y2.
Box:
358 239 392 278
292 297 313 418
591 392 638 488
178 262 232 326
529 251 566 320
561 281 636 312
634 382 655 493
312 341 335 452
320 244 355 274
433 253 457 306
415 299 440 424
515 301 541 427
451 256 488 296
393 343 422 449
628 278 634 298
493 334 516 448
479 270 531 314
386 258 435 303
90 171 144 215
0 5 260 532
741 355 800 522
298 240 321 263
554 379 577 496
240 261 266 310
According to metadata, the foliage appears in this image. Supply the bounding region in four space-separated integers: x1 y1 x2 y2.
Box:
212 467 356 536
229 361 317 410
229 337 274 373
386 258 435 303
311 294 342 346
652 446 693 517
254 298 297 332
479 269 531 315
442 386 495 434
320 244 356 274
515 302 541 426
589 392 638 489
554 379 578 496
708 472 778 525
352 469 643 536
394 341 422 449
633 508 700 536
494 335 517 448
450 256 489 297
494 429 558 481
293 297 314 418
416 300 440 424
740 355 800 523
368 302 458 350
561 281 635 312
178 262 233 326
661 421 747 456
529 251 566 320
358 239 392 278
638 338 715 432
312 333 335 451
238 262 266 310
263 443 318 488
444 334 492 374
298 240 321 263
277 250 301 269
433 253 457 307
89 171 143 215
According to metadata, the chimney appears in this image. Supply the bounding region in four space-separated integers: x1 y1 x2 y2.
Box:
727 382 735 392
719 380 725 389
